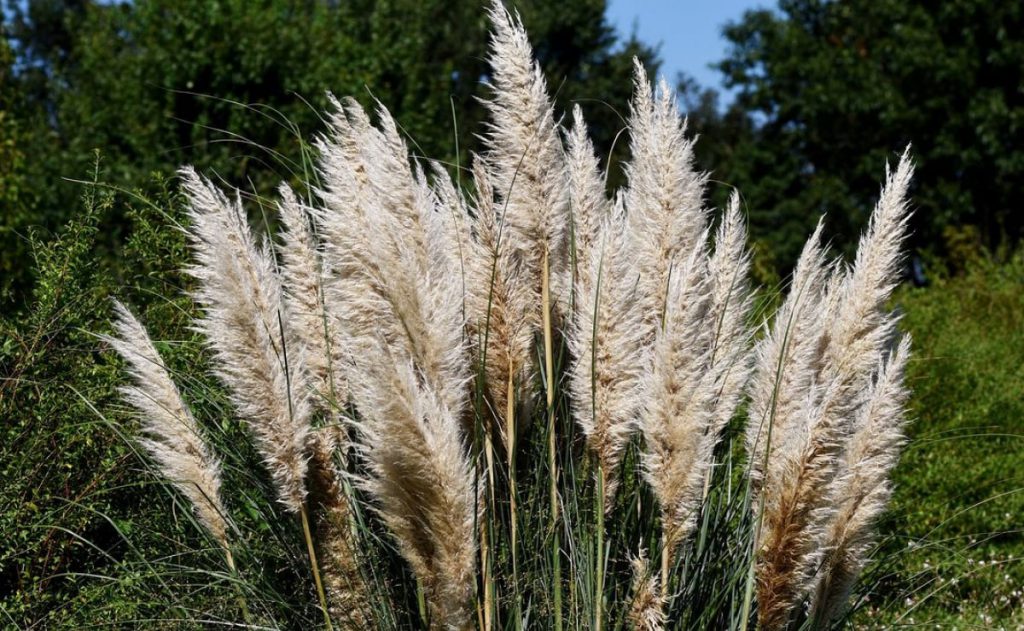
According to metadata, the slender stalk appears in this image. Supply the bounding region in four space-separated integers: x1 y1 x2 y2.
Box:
479 419 495 631
506 372 521 626
595 464 605 631
301 504 333 630
481 510 493 631
224 547 254 626
542 248 562 631
483 413 495 631
660 530 670 602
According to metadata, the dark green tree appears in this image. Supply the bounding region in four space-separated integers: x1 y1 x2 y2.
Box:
709 0 1024 271
2 0 658 308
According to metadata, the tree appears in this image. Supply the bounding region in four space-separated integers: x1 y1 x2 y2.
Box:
2 0 658 309
0 31 35 303
711 0 1024 269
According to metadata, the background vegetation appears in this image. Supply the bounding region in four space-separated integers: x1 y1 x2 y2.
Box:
1 0 1021 627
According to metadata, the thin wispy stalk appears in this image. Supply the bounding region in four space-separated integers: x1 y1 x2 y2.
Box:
106 300 231 554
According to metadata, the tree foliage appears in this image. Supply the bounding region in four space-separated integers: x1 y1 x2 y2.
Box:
1 0 657 307
704 0 1024 269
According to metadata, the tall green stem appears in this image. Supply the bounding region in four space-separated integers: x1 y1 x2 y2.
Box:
507 373 522 627
300 504 333 630
542 249 562 631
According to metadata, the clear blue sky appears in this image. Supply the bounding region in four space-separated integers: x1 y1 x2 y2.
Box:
606 0 767 100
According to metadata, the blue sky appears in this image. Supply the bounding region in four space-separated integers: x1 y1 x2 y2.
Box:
606 0 767 99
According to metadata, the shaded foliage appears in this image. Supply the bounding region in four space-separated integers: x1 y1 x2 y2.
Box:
697 0 1024 272
1 0 658 307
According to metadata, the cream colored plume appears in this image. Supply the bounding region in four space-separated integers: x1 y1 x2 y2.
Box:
628 551 666 631
465 160 537 439
181 167 311 512
481 0 571 316
624 60 710 338
616 61 755 555
821 149 914 405
565 104 611 300
637 244 719 550
747 152 914 630
638 195 755 551
106 301 230 549
568 194 645 510
277 184 348 418
706 192 755 437
745 219 830 491
746 223 844 630
314 96 476 629
811 335 911 625
315 97 467 418
348 353 477 631
276 185 367 622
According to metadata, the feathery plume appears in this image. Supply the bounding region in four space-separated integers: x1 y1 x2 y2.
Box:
277 183 369 623
746 224 845 630
624 61 709 337
745 220 830 491
628 551 666 631
348 353 477 631
106 301 230 550
565 104 611 300
638 245 719 551
181 168 311 512
811 335 911 625
277 184 348 418
748 152 914 629
706 193 755 438
638 195 756 554
465 160 537 440
316 96 476 629
568 195 645 509
482 0 571 317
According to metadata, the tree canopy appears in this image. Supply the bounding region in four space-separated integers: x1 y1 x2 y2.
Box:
1 0 658 305
704 0 1023 269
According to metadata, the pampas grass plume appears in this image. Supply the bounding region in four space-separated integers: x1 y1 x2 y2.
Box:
106 301 230 551
181 167 311 513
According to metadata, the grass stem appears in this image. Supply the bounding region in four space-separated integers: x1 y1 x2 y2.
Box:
506 372 522 625
301 503 334 630
595 465 605 631
542 248 562 631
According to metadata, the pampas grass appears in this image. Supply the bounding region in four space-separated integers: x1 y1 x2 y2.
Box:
747 152 914 631
106 301 231 558
106 3 917 629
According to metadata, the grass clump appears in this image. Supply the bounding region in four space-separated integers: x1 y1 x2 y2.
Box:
2 3 948 629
